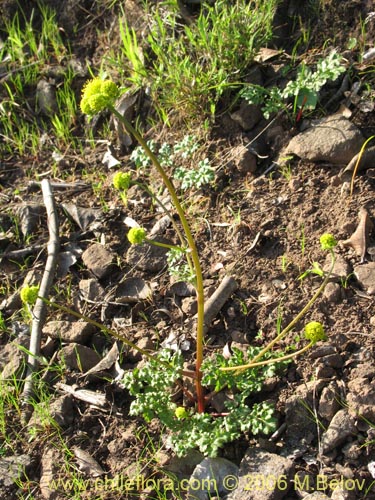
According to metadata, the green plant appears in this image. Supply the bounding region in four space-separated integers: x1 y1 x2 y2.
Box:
55 79 339 458
241 51 346 119
105 0 278 124
0 2 78 155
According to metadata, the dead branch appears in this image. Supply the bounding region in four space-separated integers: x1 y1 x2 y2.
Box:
21 179 60 419
203 275 238 334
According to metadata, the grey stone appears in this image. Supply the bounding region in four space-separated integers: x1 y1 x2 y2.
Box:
324 254 351 282
181 296 198 315
231 145 257 174
43 320 96 343
187 457 239 500
28 395 74 430
126 237 170 272
321 409 357 453
0 335 29 378
318 382 342 420
0 454 32 487
168 281 196 297
79 278 105 302
304 493 330 500
36 79 57 116
331 488 357 500
284 394 318 449
323 282 341 303
82 243 116 279
58 343 101 372
49 395 74 428
284 115 363 165
230 101 263 131
227 448 294 500
347 376 375 421
115 277 152 303
40 447 65 499
354 262 375 295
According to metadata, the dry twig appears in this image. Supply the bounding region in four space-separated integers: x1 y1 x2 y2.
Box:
21 180 59 419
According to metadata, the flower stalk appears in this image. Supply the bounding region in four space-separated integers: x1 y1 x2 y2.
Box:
109 105 206 412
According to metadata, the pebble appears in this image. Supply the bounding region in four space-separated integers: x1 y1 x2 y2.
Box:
58 343 101 372
82 243 116 279
321 409 357 453
43 320 96 344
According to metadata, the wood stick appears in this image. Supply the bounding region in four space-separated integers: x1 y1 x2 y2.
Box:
22 180 60 419
203 275 238 334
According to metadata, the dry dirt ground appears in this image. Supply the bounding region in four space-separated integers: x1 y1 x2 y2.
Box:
1 1 375 499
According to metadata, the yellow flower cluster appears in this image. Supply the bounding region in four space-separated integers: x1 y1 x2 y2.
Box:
127 227 147 245
304 321 326 344
80 78 119 115
20 285 39 305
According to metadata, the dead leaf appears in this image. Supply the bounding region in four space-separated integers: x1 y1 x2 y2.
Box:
342 207 373 262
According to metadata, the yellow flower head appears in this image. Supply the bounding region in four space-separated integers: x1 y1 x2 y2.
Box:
320 233 337 251
80 78 119 115
304 321 326 344
113 172 131 191
20 285 39 305
175 407 189 419
127 227 147 245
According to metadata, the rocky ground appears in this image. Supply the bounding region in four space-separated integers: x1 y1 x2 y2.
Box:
1 1 375 499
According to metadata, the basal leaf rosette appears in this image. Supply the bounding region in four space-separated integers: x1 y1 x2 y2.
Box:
304 321 326 344
80 78 120 115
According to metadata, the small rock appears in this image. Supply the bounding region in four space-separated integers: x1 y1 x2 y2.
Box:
168 281 196 297
331 488 357 500
58 343 101 372
36 79 57 116
126 237 170 272
43 320 96 344
231 145 257 174
323 282 342 303
284 115 363 165
315 353 343 369
315 365 335 379
79 278 105 302
0 335 29 378
40 447 65 499
230 101 263 131
347 376 375 420
227 448 294 500
181 296 197 315
304 493 330 500
28 394 74 430
318 382 342 420
342 441 362 460
188 457 239 500
324 254 351 282
321 409 357 453
115 277 152 303
353 262 375 295
164 450 204 480
284 394 317 452
0 454 32 488
82 243 116 279
309 345 337 359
